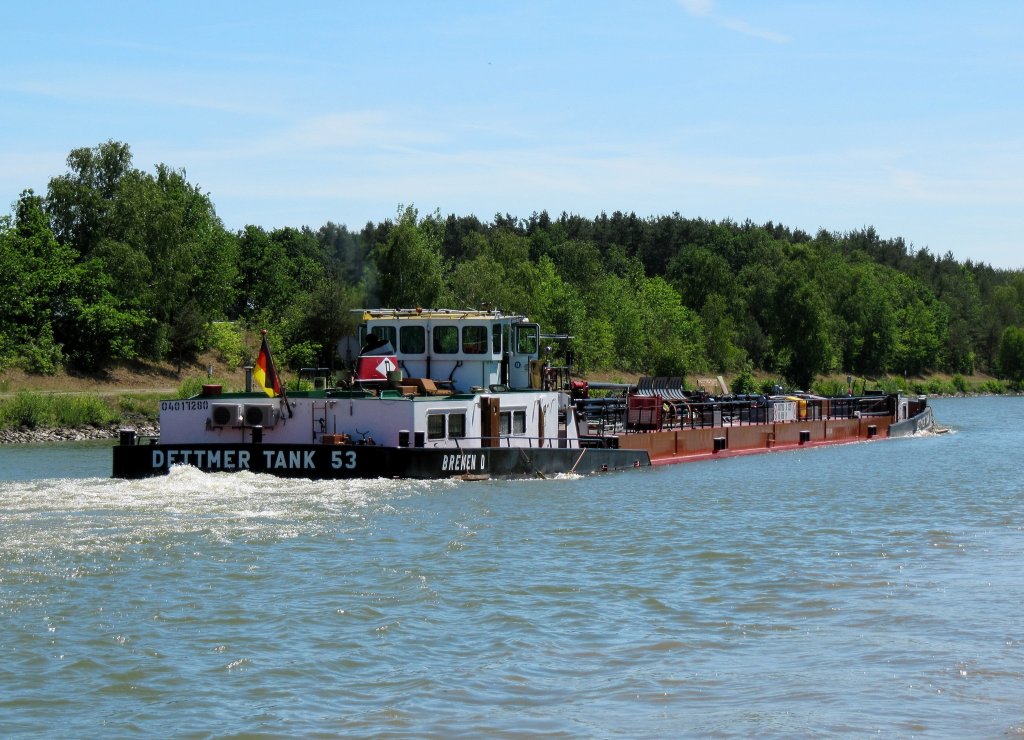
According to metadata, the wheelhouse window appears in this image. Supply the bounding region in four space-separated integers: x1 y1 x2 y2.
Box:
400 325 426 354
516 325 538 355
492 323 503 354
462 325 488 354
433 325 459 354
363 325 396 350
513 410 526 434
499 411 511 436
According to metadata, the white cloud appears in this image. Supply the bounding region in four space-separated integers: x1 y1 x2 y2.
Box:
677 0 714 16
0 78 252 115
718 17 791 44
677 0 791 43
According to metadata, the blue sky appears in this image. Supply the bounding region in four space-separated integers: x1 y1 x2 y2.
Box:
3 1 1023 268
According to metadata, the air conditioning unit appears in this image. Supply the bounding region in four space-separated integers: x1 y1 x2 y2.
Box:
210 403 244 427
243 403 278 427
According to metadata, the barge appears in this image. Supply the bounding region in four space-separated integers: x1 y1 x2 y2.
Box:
112 308 936 480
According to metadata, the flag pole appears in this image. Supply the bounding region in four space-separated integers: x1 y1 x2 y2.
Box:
256 329 292 417
269 329 293 418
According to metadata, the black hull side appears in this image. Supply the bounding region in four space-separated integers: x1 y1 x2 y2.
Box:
888 406 935 437
112 442 651 480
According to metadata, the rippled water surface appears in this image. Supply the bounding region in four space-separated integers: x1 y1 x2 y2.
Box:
1 397 1023 736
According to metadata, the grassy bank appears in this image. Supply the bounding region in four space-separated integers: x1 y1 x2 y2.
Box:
0 371 246 431
0 391 162 431
809 373 1016 397
0 355 246 432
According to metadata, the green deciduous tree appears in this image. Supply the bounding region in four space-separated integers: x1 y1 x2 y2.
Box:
58 262 150 371
373 205 446 307
290 278 365 370
108 163 238 360
769 269 835 391
701 292 743 373
448 254 512 311
997 325 1024 384
236 226 298 322
1 190 148 372
0 192 75 371
44 142 238 367
890 273 947 375
636 275 706 378
45 140 132 256
837 262 898 374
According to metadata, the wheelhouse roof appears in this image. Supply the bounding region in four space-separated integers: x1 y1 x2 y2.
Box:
355 308 530 322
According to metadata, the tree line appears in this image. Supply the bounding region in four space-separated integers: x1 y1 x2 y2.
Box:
4 139 1024 389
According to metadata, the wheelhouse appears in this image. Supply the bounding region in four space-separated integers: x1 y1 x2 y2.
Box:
355 308 543 392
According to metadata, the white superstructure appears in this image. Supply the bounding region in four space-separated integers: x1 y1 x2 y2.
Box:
158 308 579 451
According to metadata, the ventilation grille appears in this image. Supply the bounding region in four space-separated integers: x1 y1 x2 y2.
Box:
210 403 243 427
243 403 278 427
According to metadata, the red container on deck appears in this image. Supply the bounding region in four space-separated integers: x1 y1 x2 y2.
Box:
627 394 662 430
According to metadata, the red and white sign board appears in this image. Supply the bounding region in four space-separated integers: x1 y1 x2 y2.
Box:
355 355 398 381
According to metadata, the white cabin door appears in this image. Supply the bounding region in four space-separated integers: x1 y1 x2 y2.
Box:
508 323 540 389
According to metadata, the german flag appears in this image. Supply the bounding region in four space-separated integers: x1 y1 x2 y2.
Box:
253 331 281 397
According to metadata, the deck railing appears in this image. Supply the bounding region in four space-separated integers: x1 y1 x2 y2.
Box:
575 394 894 441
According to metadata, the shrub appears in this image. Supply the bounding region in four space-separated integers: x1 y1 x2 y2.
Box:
115 394 161 422
205 322 245 367
811 378 848 397
952 374 968 393
21 326 64 375
926 378 956 396
177 376 206 399
56 395 116 427
281 341 319 371
876 376 908 394
0 392 54 429
731 362 757 395
0 392 115 429
177 375 234 399
982 379 1006 394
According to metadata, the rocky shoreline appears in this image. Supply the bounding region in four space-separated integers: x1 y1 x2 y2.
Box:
0 423 160 445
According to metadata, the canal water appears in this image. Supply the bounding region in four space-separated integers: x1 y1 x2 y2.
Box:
1 397 1022 736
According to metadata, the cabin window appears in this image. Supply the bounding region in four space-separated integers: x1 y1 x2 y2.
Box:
427 414 446 439
363 325 396 350
462 325 488 354
492 324 503 354
449 413 466 438
516 325 538 355
400 325 426 354
433 325 459 354
427 412 465 439
499 410 527 436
